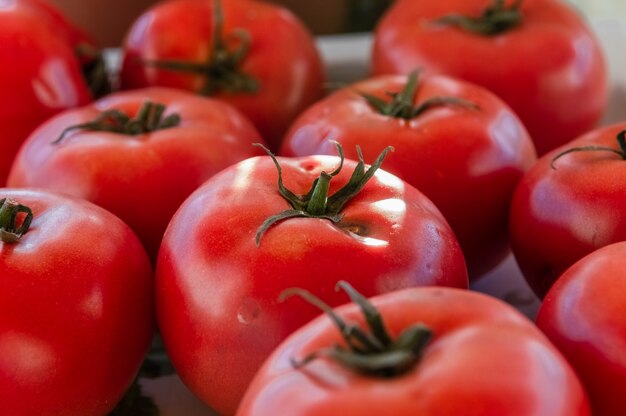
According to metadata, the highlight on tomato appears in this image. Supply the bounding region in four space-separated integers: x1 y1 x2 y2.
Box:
372 0 608 156
0 189 154 416
281 70 536 279
237 281 590 416
7 87 266 261
155 144 468 414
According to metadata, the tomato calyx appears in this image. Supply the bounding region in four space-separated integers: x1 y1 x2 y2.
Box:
360 70 479 120
53 101 181 144
254 143 393 246
108 377 158 416
550 129 626 169
141 0 258 95
436 0 524 36
0 198 33 243
76 43 112 99
280 281 432 377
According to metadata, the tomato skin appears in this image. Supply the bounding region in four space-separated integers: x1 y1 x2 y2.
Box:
0 1 92 186
120 0 325 150
536 242 626 416
238 287 589 416
7 87 265 261
281 73 536 279
372 0 608 156
509 122 626 298
0 189 154 416
156 154 468 414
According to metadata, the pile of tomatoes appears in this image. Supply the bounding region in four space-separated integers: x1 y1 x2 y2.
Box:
1 0 624 415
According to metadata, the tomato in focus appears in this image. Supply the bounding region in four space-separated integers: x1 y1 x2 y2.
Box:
238 284 590 416
156 148 468 414
0 189 154 416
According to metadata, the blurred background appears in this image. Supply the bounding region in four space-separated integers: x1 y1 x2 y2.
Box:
48 0 626 47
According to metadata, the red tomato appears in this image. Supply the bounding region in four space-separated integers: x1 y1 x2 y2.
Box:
238 282 590 416
7 87 265 261
120 0 325 150
0 189 154 416
156 147 468 414
0 1 93 186
509 123 626 298
372 0 608 156
281 71 536 279
537 242 626 416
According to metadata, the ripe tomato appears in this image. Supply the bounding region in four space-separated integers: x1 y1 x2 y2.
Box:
238 282 590 416
537 242 626 416
0 189 154 416
509 123 626 298
372 0 608 156
156 147 468 414
120 0 325 150
281 71 536 279
7 87 265 261
0 1 93 185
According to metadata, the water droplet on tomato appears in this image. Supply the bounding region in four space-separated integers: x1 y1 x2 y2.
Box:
237 298 261 325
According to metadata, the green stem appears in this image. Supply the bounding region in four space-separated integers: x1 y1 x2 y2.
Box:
0 198 33 243
141 0 258 95
53 101 181 144
75 42 112 99
436 0 524 36
254 143 393 246
550 130 626 169
360 70 479 120
280 281 432 378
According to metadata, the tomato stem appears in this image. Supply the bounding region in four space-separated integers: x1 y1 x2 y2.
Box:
254 143 393 246
280 281 432 377
550 129 626 169
0 198 33 243
141 0 259 95
360 70 479 120
75 42 112 99
436 0 524 36
53 101 181 144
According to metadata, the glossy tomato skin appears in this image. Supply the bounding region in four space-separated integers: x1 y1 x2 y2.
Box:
8 87 265 261
281 73 536 279
238 287 590 416
372 0 608 156
0 2 92 186
509 122 626 298
120 0 325 151
537 242 626 416
156 154 468 415
0 189 154 416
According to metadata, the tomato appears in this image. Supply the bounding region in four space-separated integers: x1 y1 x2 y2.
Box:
281 71 536 279
0 189 154 416
537 242 626 416
509 123 626 298
238 282 590 415
0 1 93 186
120 0 325 151
7 87 265 261
372 0 608 156
156 146 468 414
